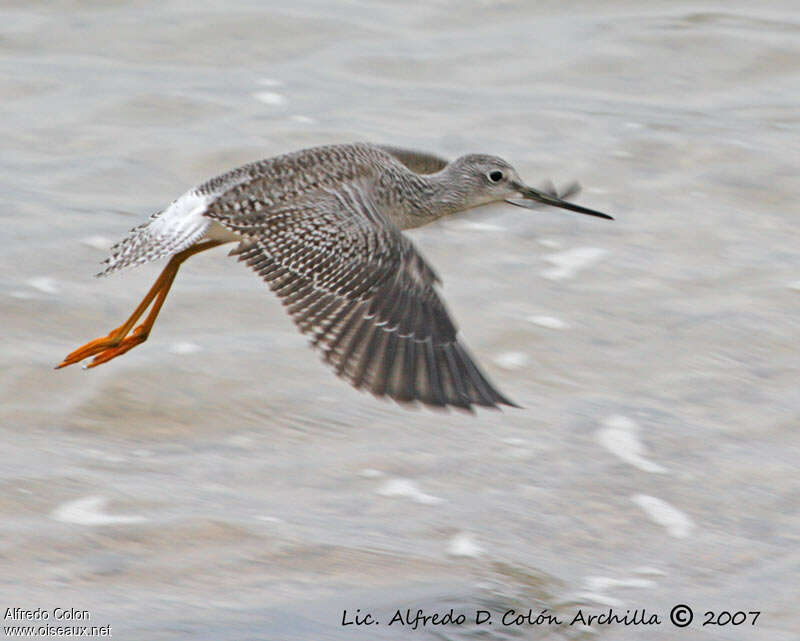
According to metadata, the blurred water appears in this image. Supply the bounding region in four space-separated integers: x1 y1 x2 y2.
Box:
2 1 799 639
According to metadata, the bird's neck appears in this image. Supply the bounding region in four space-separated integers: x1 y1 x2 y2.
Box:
380 165 470 230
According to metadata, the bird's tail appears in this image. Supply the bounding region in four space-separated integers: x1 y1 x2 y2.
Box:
97 191 212 277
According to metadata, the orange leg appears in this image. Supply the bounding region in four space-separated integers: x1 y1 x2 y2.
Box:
56 241 223 369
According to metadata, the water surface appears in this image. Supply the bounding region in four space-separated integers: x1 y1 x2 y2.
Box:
2 1 799 639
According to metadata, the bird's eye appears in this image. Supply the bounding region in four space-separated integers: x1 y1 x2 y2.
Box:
488 170 504 183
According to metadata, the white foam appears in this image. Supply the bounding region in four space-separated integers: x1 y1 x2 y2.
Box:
493 351 529 370
596 415 666 473
537 238 561 249
452 221 506 232
447 532 483 558
632 494 694 538
51 496 145 526
573 573 656 611
572 591 623 607
169 341 202 355
542 247 607 280
81 448 124 463
255 515 285 524
632 566 667 576
376 478 443 505
257 78 283 87
290 115 316 124
359 468 384 478
28 276 59 294
527 315 568 329
81 235 113 250
253 91 286 106
788 281 800 291
584 576 656 591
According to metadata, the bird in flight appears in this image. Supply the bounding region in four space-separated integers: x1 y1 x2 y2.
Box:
57 143 611 411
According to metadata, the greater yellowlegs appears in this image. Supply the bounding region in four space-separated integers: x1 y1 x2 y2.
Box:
57 143 612 410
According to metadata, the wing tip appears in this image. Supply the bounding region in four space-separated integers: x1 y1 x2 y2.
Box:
364 381 519 413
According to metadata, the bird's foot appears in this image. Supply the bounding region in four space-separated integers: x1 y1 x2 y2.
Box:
56 325 149 369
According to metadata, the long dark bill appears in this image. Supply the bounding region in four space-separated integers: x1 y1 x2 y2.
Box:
506 184 613 220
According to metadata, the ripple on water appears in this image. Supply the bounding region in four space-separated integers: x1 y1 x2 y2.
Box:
527 315 569 329
596 414 667 473
376 478 443 505
541 247 608 280
169 341 203 355
28 276 59 295
51 496 145 526
493 351 530 370
584 575 657 592
81 236 113 251
253 91 286 106
632 494 694 539
447 532 483 558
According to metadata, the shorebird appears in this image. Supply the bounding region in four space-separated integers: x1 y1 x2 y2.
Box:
57 143 611 410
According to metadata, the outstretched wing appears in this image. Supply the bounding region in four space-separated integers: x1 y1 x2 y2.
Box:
208 183 516 410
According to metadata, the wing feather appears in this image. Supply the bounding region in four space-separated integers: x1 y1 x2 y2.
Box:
208 182 516 410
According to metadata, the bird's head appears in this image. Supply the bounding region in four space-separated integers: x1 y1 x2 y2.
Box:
445 154 613 220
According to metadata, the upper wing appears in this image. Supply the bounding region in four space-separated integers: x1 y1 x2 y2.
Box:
208 183 516 410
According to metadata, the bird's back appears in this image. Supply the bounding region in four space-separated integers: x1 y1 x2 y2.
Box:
98 143 412 275
201 143 390 209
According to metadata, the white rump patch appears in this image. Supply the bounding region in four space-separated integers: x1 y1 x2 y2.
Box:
100 190 213 275
148 189 213 244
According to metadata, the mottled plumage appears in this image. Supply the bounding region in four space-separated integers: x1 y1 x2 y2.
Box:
61 142 612 411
